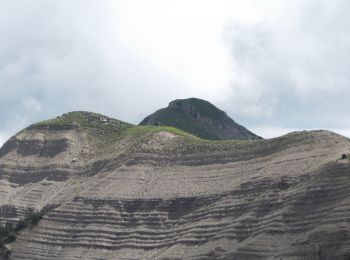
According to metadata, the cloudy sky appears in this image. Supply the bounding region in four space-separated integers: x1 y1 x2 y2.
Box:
1 0 350 145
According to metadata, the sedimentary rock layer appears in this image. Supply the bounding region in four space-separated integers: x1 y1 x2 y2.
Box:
0 113 349 259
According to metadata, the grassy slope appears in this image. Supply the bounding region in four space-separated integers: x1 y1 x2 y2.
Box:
140 98 259 140
29 112 252 155
32 111 200 142
179 98 227 119
30 112 209 156
28 111 346 158
146 108 220 140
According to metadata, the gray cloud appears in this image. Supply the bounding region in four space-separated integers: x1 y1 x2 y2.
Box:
0 0 193 144
0 0 349 144
222 0 350 132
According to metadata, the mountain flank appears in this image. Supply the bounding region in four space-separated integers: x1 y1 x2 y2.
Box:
0 101 350 259
140 98 261 140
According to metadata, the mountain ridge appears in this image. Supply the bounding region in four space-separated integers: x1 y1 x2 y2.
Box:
0 103 350 259
140 98 261 140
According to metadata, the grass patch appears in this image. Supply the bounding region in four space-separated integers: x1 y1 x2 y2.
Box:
27 111 259 156
178 98 226 119
32 111 132 130
141 108 222 140
32 111 88 127
30 111 134 155
97 123 256 155
121 125 199 140
140 98 261 140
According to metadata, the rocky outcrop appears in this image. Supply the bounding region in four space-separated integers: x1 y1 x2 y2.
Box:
140 98 261 140
0 111 350 259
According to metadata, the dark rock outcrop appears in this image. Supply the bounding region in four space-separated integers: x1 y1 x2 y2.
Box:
140 98 261 140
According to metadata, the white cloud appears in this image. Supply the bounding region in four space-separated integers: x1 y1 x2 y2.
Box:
0 0 349 139
332 129 350 139
224 0 350 130
23 98 42 113
113 1 232 99
251 126 301 139
251 126 350 139
0 135 4 148
0 132 11 148
112 0 290 100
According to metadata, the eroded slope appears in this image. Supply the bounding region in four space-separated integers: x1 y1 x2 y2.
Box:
0 112 349 259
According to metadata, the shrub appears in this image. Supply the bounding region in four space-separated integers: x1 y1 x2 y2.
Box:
3 232 16 243
0 208 44 250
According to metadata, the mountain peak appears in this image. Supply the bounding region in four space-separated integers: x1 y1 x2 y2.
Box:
168 98 227 120
140 98 261 140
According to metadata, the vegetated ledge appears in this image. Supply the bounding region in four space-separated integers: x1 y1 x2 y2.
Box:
0 206 57 259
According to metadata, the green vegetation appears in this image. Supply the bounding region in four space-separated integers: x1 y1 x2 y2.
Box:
142 108 221 140
32 111 132 130
30 111 215 155
26 110 261 157
32 111 90 127
121 125 199 140
140 98 260 140
25 106 263 157
177 98 226 119
30 110 256 156
0 209 44 248
120 124 255 156
31 111 133 155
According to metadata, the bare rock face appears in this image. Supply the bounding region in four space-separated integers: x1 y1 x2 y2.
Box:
140 98 261 140
1 111 350 260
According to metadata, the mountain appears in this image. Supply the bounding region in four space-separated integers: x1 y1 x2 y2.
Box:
0 110 350 259
140 98 261 140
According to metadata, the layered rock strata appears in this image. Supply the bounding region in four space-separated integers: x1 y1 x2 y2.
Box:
0 112 349 259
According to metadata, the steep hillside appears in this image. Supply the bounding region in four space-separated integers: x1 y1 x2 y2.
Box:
140 98 261 140
0 111 350 259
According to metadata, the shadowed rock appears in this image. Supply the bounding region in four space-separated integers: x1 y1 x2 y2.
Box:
140 98 261 140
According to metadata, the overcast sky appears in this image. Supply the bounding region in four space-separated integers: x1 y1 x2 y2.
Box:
1 0 350 146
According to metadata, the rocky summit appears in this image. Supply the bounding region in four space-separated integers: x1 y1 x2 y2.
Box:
0 104 350 259
140 98 261 140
